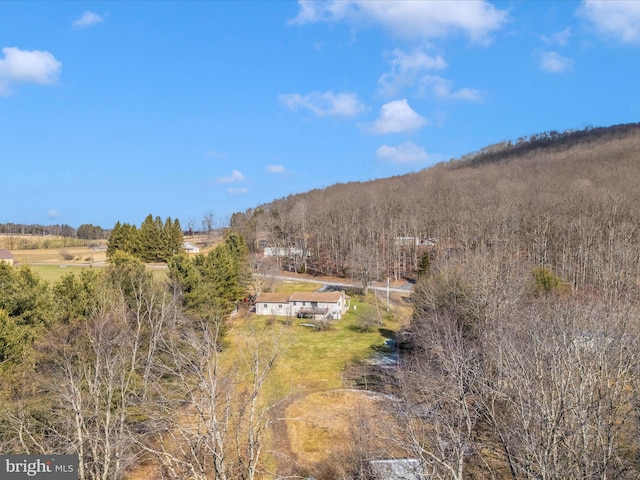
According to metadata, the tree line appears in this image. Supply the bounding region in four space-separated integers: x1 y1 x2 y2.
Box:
0 222 108 239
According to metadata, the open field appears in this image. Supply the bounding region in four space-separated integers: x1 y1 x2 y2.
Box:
0 234 105 250
225 283 408 476
28 265 94 283
11 246 107 265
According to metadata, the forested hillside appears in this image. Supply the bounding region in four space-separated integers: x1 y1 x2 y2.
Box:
231 123 640 479
232 123 640 297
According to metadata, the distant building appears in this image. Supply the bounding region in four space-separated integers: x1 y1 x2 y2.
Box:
263 246 310 258
0 249 14 266
368 459 426 480
255 291 349 320
394 237 436 247
183 242 200 253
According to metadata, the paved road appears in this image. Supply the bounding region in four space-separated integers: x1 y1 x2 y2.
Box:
265 274 413 294
24 261 413 294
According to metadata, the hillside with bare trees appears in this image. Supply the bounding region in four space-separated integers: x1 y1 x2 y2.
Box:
232 122 640 297
229 123 640 478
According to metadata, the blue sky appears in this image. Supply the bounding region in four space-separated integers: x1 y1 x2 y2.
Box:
2 1 640 229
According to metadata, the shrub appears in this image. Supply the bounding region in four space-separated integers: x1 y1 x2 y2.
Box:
531 267 567 295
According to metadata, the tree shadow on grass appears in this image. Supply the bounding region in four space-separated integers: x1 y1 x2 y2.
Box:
378 328 396 339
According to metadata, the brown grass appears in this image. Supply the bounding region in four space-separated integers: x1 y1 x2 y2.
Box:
284 390 387 467
11 246 106 265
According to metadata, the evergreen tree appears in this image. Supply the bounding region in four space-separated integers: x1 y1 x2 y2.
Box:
106 221 123 259
161 217 183 262
106 222 139 260
0 264 53 370
138 214 162 262
107 215 183 263
52 269 101 323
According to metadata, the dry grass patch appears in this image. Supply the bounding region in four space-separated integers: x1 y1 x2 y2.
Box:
284 389 396 471
12 246 106 265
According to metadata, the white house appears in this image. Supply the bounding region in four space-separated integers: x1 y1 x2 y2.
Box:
288 291 349 320
183 242 200 253
254 293 292 317
255 291 349 320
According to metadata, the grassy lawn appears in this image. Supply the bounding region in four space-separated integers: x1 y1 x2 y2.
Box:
274 281 323 294
230 291 396 394
29 265 96 283
225 285 402 475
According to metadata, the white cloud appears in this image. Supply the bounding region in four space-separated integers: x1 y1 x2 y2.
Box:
228 187 248 195
266 164 287 174
420 75 483 101
215 170 245 184
204 150 226 159
539 51 574 73
290 0 509 42
377 142 429 164
578 0 640 44
0 47 62 96
73 11 103 28
48 209 60 218
366 99 427 135
541 27 572 46
378 47 448 96
279 91 366 117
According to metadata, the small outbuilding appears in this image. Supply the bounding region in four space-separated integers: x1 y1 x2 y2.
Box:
0 249 14 266
183 242 200 253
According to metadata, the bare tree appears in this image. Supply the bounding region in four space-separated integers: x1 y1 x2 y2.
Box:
141 317 281 480
248 254 280 296
479 298 640 480
187 217 196 237
388 311 480 480
202 210 216 247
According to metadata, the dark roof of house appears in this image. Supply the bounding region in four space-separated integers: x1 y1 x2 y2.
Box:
0 249 13 259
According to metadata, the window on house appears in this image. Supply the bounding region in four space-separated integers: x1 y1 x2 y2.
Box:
263 304 267 308
278 304 282 308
